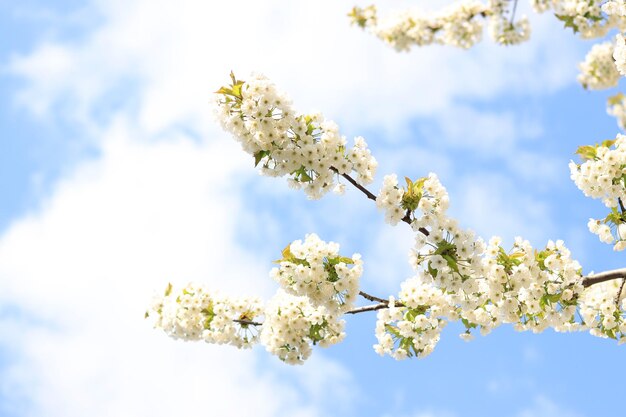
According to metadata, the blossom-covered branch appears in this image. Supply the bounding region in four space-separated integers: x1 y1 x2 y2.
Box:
148 74 626 365
348 1 530 51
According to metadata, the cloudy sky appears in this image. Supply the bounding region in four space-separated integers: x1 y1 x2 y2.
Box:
1 0 625 416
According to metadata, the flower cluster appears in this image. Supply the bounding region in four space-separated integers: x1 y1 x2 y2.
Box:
149 234 361 364
570 135 626 249
349 2 490 51
373 279 452 359
370 171 622 360
603 0 626 17
577 41 620 90
374 228 590 360
349 1 534 50
570 135 626 206
488 15 531 46
147 283 263 348
350 0 626 53
551 0 615 39
376 173 449 226
214 73 377 199
614 34 626 76
260 290 346 364
608 92 626 130
270 233 363 312
580 278 626 343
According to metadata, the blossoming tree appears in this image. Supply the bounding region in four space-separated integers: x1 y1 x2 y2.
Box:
146 0 626 365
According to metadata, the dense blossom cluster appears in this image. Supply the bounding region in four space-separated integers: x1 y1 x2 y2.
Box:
260 290 346 364
580 278 626 343
214 73 377 199
270 233 362 312
149 234 360 364
147 283 264 348
372 170 598 359
376 173 450 226
577 41 620 90
570 135 626 250
349 1 531 50
373 280 451 359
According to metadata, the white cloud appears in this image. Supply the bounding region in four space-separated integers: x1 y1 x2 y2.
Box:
8 0 582 138
450 172 555 245
0 121 355 417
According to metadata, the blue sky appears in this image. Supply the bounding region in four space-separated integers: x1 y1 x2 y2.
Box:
1 1 625 416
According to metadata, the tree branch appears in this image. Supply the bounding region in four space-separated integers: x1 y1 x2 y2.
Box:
334 170 626 291
345 302 390 314
510 0 519 24
331 168 430 236
359 290 388 303
331 166 376 201
582 268 626 287
233 299 397 327
234 268 626 329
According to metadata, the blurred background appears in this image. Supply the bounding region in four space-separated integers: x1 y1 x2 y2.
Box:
1 0 624 416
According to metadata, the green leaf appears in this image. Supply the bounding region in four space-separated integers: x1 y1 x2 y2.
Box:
601 139 616 149
427 261 438 278
462 318 478 329
254 150 270 167
281 244 293 259
575 145 597 161
404 177 414 195
608 93 625 106
385 324 401 338
327 256 355 265
164 282 173 297
555 14 579 33
443 254 459 273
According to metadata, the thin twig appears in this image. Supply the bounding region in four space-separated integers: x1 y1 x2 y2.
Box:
233 300 399 326
345 303 390 314
510 0 519 24
359 290 389 303
332 168 429 235
330 167 376 201
619 197 626 214
616 278 626 307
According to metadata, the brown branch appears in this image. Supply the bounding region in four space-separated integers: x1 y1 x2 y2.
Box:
510 0 519 23
359 290 388 303
582 268 626 287
331 168 429 236
616 279 626 306
332 165 626 293
233 292 405 327
331 166 376 201
345 303 390 314
234 319 262 326
619 197 626 214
